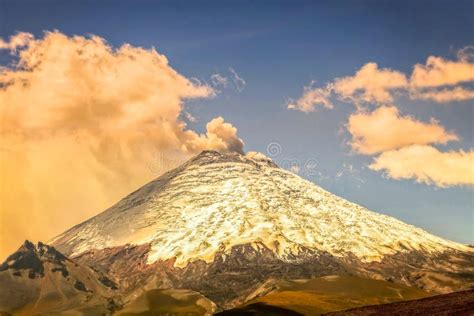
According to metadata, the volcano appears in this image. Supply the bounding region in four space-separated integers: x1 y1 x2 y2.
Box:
1 150 473 314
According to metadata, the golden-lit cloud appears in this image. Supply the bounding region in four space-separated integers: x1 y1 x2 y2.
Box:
289 46 474 111
287 47 473 188
0 31 244 259
287 82 333 112
410 55 474 88
408 48 474 102
411 87 474 103
370 145 474 187
0 32 34 52
347 106 458 155
288 63 408 111
332 63 408 104
179 117 244 154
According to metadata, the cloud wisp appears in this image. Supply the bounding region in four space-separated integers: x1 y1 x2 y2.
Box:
229 67 246 92
210 73 229 88
210 68 246 93
410 86 474 103
287 81 333 112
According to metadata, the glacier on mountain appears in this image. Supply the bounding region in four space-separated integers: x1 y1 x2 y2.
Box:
51 150 470 268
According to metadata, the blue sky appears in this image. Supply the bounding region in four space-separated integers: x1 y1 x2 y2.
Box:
1 0 473 246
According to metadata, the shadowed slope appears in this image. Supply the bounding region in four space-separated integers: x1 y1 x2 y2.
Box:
326 289 474 315
215 275 430 315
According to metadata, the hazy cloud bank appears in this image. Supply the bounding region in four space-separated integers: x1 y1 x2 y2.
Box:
0 31 244 258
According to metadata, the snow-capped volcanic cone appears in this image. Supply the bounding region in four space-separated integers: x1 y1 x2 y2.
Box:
50 150 474 307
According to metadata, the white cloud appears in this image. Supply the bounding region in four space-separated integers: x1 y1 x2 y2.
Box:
211 73 228 88
290 165 301 174
184 111 197 122
457 45 474 62
210 69 246 93
229 67 246 92
336 163 365 183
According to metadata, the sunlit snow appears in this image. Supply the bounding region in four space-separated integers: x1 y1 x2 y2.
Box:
51 151 470 268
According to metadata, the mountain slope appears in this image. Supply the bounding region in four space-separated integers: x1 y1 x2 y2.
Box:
116 288 216 316
51 150 470 264
49 150 473 307
326 289 474 315
216 275 430 315
0 241 120 315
